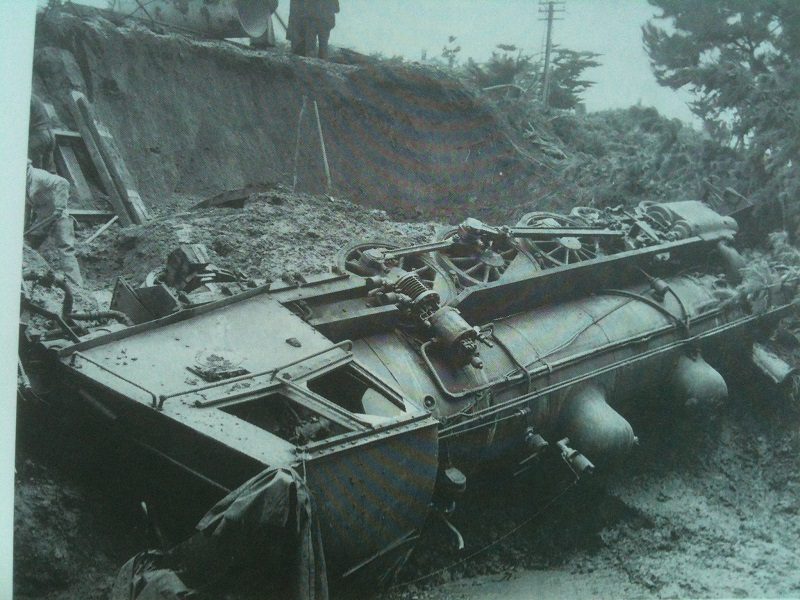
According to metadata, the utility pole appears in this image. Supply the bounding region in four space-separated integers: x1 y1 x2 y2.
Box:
538 1 565 107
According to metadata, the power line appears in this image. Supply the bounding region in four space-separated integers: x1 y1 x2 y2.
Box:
538 1 565 106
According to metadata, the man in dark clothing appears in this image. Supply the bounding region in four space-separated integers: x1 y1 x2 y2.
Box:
287 0 339 59
29 94 56 172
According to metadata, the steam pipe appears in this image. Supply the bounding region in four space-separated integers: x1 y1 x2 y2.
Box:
20 295 80 343
69 311 134 327
22 271 74 319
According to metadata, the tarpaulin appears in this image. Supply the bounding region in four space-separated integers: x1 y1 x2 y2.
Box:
111 467 328 600
110 551 193 600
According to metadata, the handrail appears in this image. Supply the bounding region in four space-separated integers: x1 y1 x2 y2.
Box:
270 339 353 382
69 352 159 407
510 226 624 238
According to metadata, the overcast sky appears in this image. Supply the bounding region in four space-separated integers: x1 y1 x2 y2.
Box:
45 0 697 121
280 0 696 122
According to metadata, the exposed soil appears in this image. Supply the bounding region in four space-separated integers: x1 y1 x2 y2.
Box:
14 7 800 600
386 380 800 600
33 9 547 224
77 188 439 290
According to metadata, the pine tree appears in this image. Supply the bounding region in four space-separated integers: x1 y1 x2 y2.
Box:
643 1 800 212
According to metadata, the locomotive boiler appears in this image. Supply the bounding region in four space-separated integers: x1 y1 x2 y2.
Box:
18 200 796 596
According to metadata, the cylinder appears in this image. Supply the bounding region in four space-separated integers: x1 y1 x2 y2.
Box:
716 241 747 284
109 0 275 38
670 353 728 410
429 307 474 349
752 343 796 385
644 201 738 240
558 383 635 467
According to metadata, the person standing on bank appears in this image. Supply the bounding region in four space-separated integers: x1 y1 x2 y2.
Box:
288 0 340 59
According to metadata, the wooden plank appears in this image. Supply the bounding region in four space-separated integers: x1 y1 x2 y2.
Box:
125 189 150 224
83 215 119 245
70 209 116 219
54 141 93 206
67 91 133 226
52 128 82 139
71 209 116 223
43 101 58 121
73 92 150 224
191 184 273 209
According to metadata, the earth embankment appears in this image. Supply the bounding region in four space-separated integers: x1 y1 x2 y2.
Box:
34 11 534 222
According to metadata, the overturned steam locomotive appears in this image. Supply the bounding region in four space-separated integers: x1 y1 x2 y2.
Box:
18 200 796 596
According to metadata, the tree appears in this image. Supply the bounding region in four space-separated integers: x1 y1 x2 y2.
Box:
547 48 600 110
464 45 599 110
442 36 462 69
465 45 536 90
643 1 800 211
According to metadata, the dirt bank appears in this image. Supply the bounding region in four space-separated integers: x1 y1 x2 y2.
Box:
33 10 542 223
74 188 439 289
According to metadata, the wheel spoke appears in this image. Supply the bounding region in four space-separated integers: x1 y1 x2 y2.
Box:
465 263 482 275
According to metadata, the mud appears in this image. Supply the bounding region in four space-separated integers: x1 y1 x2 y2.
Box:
15 8 800 600
77 188 438 289
14 461 134 600
387 382 800 599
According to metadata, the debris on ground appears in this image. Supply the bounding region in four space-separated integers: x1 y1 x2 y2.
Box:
14 6 800 600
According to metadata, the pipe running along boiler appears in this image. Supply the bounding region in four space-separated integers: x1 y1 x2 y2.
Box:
18 200 796 593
